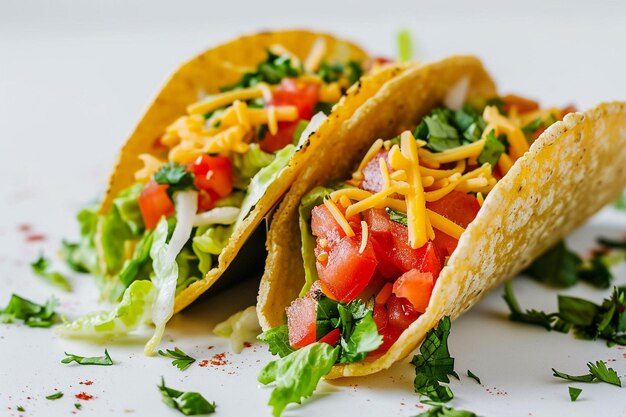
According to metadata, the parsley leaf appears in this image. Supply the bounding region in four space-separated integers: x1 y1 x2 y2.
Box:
224 50 301 91
258 325 295 358
158 347 196 371
502 281 558 330
31 255 72 292
553 361 622 387
421 111 461 152
522 117 543 134
74 403 82 410
61 349 113 366
477 130 505 169
17 406 25 412
0 294 57 328
258 343 339 417
158 377 216 415
568 386 582 401
525 241 581 288
414 405 482 417
411 316 457 403
467 369 481 384
45 392 64 400
154 162 196 195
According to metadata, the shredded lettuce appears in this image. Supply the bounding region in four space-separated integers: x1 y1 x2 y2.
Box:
192 225 233 274
119 230 154 288
112 183 144 235
62 205 100 275
298 186 334 296
58 280 155 338
258 343 339 417
213 306 261 353
232 144 275 187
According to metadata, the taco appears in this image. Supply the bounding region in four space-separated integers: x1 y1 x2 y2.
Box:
256 54 626 413
60 30 411 353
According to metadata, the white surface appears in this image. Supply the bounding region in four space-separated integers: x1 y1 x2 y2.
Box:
1 1 626 416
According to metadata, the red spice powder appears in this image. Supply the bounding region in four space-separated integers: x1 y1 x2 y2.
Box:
75 392 93 401
210 353 228 366
18 224 32 232
243 342 252 348
199 360 209 367
25 234 46 242
207 345 214 350
79 381 93 386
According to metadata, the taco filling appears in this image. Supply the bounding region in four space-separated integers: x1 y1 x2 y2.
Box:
277 95 574 359
63 43 369 351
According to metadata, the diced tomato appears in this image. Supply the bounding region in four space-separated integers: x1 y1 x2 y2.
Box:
426 191 480 228
502 94 539 115
190 155 233 198
364 209 433 278
286 296 317 349
318 328 341 346
260 79 320 153
316 235 378 302
386 295 420 331
559 104 577 119
311 203 361 245
532 126 546 141
361 150 391 193
196 189 218 212
432 230 458 258
418 241 443 279
138 181 175 230
392 269 434 313
372 302 401 354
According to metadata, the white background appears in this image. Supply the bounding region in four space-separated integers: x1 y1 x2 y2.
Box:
1 1 626 416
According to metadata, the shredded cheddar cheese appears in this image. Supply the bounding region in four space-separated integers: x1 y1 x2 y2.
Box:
359 221 369 254
426 209 465 240
418 138 486 164
187 85 266 115
351 139 384 182
324 198 355 237
477 192 484 206
303 38 327 72
135 154 166 182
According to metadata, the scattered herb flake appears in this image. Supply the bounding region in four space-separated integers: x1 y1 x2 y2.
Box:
154 162 196 195
414 404 482 417
74 403 82 410
386 207 408 226
61 349 113 366
31 255 72 292
553 361 621 387
467 369 481 384
158 377 216 415
158 347 196 371
0 294 57 328
46 391 64 400
17 406 25 412
477 130 505 170
568 386 582 401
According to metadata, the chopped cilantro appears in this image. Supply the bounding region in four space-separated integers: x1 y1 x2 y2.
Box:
154 162 196 195
485 97 505 114
313 101 334 116
31 254 72 292
477 130 505 170
17 406 25 412
413 106 487 152
61 349 113 366
386 207 407 226
224 50 300 91
45 391 64 400
158 347 196 371
411 316 457 403
503 281 557 330
553 361 621 387
467 369 481 384
158 377 216 415
74 403 82 410
0 294 57 328
414 404 481 417
522 117 543 134
258 325 295 358
598 236 626 250
568 386 582 401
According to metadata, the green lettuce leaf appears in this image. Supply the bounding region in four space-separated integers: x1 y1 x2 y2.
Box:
0 294 57 328
257 325 295 358
31 255 72 292
258 343 339 417
58 280 154 338
192 224 233 274
232 143 275 187
158 377 216 415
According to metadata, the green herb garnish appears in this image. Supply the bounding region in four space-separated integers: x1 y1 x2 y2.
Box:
158 377 216 415
31 255 72 292
568 386 582 401
467 369 481 384
553 361 621 387
17 406 25 412
154 162 196 195
0 294 57 328
45 391 64 400
477 130 506 169
257 325 295 358
414 405 482 417
61 349 113 366
411 316 457 403
158 348 196 371
386 207 408 226
224 50 301 91
74 403 82 410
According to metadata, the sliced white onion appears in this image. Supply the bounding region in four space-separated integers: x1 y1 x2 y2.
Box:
444 76 470 110
193 206 240 227
165 190 198 262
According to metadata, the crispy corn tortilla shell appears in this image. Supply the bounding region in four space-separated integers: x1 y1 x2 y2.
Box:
257 55 626 378
97 29 412 313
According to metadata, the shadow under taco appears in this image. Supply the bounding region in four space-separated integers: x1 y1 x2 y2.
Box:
256 54 626 415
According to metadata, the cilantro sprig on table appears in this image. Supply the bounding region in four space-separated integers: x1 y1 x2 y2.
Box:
414 404 482 417
61 349 113 366
31 254 72 292
411 316 458 403
158 347 196 371
158 377 216 415
0 294 57 328
503 281 626 346
553 361 622 387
